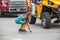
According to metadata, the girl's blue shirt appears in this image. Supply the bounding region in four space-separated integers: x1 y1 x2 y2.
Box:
16 15 26 21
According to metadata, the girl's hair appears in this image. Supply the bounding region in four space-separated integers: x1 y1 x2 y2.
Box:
26 12 31 16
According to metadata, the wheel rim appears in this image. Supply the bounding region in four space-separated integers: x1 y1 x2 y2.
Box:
41 18 46 27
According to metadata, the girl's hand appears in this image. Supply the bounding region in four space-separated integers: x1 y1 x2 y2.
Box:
30 30 32 32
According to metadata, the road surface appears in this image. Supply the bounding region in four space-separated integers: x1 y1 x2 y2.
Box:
0 17 60 40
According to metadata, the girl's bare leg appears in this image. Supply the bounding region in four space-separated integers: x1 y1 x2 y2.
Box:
19 24 26 31
22 23 26 30
20 25 24 29
27 22 32 32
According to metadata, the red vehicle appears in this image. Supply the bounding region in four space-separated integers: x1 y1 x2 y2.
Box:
0 0 2 16
0 0 27 16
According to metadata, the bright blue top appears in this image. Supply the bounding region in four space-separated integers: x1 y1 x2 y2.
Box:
16 15 26 21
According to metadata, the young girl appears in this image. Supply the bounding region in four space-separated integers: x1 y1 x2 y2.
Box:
19 12 32 32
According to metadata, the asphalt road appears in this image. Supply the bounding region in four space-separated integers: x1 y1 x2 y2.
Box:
0 17 60 40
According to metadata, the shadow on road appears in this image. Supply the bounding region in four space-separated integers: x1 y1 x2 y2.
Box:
51 23 60 29
0 16 17 18
31 23 42 28
31 23 60 29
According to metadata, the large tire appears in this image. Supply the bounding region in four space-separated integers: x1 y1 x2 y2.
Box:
1 12 4 17
0 8 4 17
30 16 36 24
0 8 1 16
41 12 51 29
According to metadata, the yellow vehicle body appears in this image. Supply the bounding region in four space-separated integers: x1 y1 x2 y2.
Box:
42 0 60 8
28 0 60 18
28 0 60 29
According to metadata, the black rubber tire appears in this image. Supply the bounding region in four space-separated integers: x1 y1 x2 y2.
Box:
30 16 36 24
0 12 4 17
41 12 51 29
0 8 1 16
1 12 4 17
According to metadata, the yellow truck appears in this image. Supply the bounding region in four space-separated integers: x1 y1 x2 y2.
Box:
28 0 60 29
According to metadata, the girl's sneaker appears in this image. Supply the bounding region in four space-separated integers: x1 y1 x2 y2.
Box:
19 29 22 31
22 29 27 32
19 29 27 32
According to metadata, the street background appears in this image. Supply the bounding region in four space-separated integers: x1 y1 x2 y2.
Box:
0 17 60 40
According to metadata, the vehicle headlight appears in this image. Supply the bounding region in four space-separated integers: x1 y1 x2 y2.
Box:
48 1 54 5
2 3 7 6
2 1 7 6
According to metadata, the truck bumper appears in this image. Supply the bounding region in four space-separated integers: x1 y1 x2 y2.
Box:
2 12 27 16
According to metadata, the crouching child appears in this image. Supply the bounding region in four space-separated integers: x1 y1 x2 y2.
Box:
18 12 32 32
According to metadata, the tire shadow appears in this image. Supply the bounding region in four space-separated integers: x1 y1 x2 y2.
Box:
31 23 60 29
31 23 42 28
51 23 60 29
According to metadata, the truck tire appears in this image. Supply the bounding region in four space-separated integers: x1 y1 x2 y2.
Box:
0 8 1 16
29 16 36 24
0 9 4 17
1 12 4 17
41 12 51 29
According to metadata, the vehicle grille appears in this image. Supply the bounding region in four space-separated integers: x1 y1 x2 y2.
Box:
9 1 27 12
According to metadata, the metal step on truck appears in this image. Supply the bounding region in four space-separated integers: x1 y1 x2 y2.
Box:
0 0 27 16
